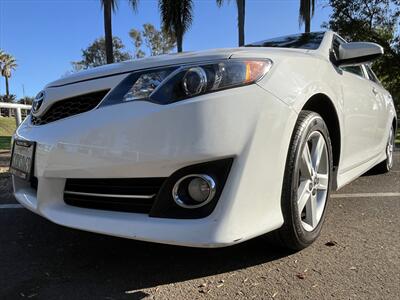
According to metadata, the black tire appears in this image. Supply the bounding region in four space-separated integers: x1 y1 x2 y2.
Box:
371 126 395 174
275 110 333 251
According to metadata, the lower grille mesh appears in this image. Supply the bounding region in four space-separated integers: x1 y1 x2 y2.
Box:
64 178 166 214
31 90 109 126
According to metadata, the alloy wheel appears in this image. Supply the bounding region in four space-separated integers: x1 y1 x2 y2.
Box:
387 128 395 170
297 131 329 232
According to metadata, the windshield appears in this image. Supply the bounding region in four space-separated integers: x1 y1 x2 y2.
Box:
246 32 325 50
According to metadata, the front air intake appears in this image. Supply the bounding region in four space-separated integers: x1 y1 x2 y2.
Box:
31 90 109 126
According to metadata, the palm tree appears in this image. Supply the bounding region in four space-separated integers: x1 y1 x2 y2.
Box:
1 53 17 97
100 0 139 64
0 49 5 94
217 0 246 46
158 0 194 53
299 0 315 33
0 49 5 66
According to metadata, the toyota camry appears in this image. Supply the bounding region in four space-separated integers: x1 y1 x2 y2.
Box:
11 31 397 249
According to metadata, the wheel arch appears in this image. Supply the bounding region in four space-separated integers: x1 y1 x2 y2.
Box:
301 93 341 190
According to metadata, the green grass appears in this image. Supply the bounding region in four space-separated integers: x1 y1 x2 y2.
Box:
0 117 16 150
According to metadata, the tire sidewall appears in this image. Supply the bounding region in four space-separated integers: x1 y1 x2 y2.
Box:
288 113 333 247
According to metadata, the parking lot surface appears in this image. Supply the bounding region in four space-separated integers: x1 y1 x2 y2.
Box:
1 153 399 299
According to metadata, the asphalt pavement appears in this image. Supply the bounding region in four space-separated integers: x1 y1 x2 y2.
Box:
0 153 399 300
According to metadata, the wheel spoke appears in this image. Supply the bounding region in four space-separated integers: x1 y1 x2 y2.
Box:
301 145 314 179
317 173 329 191
298 180 311 214
312 134 325 172
305 193 318 228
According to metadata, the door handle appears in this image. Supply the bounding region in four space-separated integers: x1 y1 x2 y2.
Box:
372 87 379 96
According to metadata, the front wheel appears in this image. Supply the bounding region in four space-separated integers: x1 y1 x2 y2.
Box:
276 111 333 250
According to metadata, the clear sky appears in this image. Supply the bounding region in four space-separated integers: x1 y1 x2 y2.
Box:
0 0 332 99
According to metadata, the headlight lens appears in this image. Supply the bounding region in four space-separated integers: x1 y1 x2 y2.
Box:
100 59 272 106
123 69 172 101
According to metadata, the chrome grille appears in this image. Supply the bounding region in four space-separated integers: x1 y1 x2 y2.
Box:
31 90 109 126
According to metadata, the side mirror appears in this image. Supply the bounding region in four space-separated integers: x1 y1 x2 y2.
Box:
337 42 384 66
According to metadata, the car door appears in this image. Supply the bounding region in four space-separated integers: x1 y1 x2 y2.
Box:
339 65 381 171
331 35 381 172
363 65 390 150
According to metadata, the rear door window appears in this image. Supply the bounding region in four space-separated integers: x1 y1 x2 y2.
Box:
364 65 381 85
341 66 365 78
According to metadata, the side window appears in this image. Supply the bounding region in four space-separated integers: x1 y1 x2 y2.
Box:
332 36 342 61
364 65 380 84
341 66 365 78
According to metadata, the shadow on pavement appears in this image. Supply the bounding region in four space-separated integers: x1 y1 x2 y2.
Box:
1 212 293 299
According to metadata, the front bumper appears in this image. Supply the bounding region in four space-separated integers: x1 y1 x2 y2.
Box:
13 84 297 247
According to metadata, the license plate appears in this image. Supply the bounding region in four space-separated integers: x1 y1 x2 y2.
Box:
10 140 36 180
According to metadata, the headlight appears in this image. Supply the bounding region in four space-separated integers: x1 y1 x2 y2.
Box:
100 59 273 106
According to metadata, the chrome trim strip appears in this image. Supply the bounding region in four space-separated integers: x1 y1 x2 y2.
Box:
64 191 156 199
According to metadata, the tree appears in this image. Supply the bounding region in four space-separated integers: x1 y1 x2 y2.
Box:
72 37 131 71
129 29 146 59
324 0 400 110
100 0 139 64
0 50 5 94
299 0 315 33
158 0 194 52
129 23 176 57
216 0 246 46
0 53 17 97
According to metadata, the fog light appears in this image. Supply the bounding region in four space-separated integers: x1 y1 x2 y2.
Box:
172 174 216 209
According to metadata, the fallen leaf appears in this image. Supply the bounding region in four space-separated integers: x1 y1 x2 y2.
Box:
272 292 278 298
296 273 306 279
325 241 337 247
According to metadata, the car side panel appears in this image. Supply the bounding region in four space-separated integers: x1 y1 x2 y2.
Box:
251 52 393 190
338 70 381 173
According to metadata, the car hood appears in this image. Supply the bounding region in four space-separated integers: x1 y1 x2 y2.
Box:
47 47 313 87
48 48 238 87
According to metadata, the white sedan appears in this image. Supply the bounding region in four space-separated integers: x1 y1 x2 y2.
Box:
11 31 397 249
